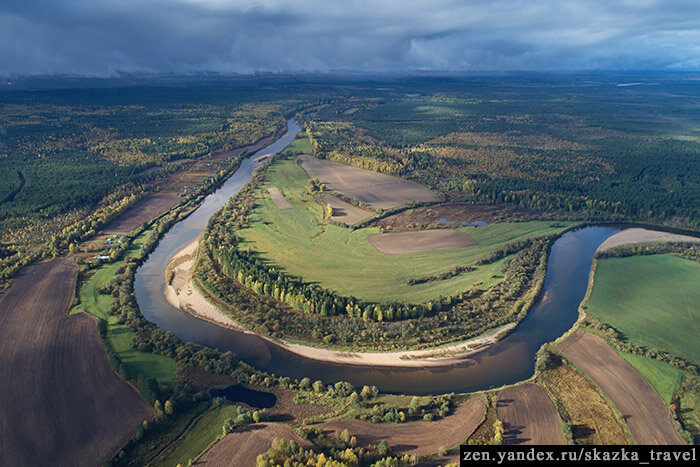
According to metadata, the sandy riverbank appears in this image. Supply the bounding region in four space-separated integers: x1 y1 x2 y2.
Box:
596 227 700 252
164 239 516 367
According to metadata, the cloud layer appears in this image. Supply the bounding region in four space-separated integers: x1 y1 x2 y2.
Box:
2 0 699 75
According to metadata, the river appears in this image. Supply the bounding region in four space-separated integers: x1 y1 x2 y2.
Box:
134 119 618 395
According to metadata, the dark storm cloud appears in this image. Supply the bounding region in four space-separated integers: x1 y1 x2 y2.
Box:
1 0 699 75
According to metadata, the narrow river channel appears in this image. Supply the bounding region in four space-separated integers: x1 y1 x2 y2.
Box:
135 119 619 395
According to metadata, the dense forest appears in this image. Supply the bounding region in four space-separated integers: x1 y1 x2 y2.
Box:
297 74 700 229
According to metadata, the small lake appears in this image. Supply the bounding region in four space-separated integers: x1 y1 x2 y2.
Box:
135 120 619 395
209 385 277 408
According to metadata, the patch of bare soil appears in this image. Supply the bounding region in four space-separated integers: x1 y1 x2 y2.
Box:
324 397 485 456
267 187 292 210
0 259 151 467
298 155 438 209
104 193 181 233
497 383 565 445
558 331 682 444
368 229 477 255
321 193 373 226
197 423 313 466
376 203 537 231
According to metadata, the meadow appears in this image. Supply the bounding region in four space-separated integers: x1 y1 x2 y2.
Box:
238 156 573 304
584 254 700 366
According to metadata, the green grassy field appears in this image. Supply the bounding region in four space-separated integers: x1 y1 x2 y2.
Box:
282 135 314 155
616 352 686 405
73 230 178 386
585 255 700 366
238 156 574 303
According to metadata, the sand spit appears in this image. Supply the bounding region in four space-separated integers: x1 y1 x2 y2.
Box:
597 227 700 252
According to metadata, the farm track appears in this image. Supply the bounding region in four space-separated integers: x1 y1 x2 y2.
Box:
324 397 485 456
497 383 565 445
558 331 683 444
0 259 150 466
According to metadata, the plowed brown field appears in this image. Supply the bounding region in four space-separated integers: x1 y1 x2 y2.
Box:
267 187 292 210
0 259 150 466
497 383 565 445
105 193 180 233
368 229 477 255
558 331 682 444
324 397 485 455
299 155 438 209
198 423 313 466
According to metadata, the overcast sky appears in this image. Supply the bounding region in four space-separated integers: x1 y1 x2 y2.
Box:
1 0 699 76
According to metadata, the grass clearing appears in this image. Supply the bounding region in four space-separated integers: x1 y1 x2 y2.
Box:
615 352 685 406
585 255 700 366
239 157 573 303
283 135 315 155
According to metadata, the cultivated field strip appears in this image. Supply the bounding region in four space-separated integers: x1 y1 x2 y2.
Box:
321 193 373 225
497 383 565 445
299 155 438 209
105 193 180 233
198 422 314 466
0 260 150 467
324 397 485 455
558 330 683 444
266 187 292 210
368 229 477 255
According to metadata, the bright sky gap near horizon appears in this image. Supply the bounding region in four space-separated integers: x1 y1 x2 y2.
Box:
1 0 700 76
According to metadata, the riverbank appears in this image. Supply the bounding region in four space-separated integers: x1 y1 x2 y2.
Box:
164 239 516 367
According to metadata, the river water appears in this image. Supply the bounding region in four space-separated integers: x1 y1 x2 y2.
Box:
134 120 618 395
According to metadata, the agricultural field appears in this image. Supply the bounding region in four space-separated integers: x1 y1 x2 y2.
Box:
368 229 477 255
584 254 700 366
298 154 439 209
0 259 150 467
238 156 574 303
321 193 373 226
497 384 565 445
558 331 682 444
198 423 314 467
324 397 485 456
538 364 630 444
